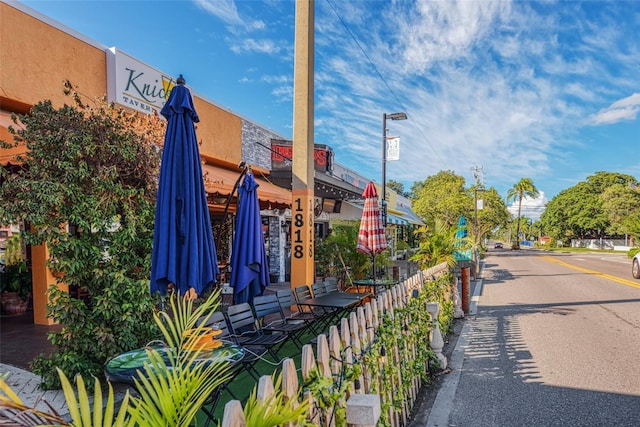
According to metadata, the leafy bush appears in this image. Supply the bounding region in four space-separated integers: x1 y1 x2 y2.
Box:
0 83 164 388
316 221 388 283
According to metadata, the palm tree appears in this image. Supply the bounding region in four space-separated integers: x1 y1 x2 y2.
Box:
507 178 539 249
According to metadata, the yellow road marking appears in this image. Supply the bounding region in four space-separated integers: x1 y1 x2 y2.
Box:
542 255 640 289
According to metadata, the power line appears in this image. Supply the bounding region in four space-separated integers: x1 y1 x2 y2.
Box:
324 0 446 165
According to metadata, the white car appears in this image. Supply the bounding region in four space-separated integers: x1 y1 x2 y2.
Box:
633 252 640 279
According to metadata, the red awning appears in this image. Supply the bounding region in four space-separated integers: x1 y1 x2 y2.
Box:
202 164 291 209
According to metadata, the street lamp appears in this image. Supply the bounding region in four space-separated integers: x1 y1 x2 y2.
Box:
382 112 407 226
473 185 486 243
473 185 485 276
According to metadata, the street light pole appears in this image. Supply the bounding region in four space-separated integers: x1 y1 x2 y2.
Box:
382 112 407 227
473 184 485 276
474 187 478 242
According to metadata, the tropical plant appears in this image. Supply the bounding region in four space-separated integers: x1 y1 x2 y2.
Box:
242 373 312 426
318 221 374 284
507 178 539 248
126 290 234 426
0 82 164 388
0 290 313 427
410 221 462 269
0 373 69 426
57 369 131 427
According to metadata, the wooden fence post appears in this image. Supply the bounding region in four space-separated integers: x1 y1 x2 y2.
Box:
282 358 300 427
301 344 320 425
218 267 453 427
221 400 246 427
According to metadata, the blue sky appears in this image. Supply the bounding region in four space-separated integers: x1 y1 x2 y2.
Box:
18 0 640 219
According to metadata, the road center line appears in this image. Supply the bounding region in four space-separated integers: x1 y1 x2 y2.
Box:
542 255 640 289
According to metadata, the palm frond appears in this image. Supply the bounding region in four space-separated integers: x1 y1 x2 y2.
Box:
127 289 234 426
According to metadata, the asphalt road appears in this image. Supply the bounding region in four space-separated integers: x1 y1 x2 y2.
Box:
433 249 640 427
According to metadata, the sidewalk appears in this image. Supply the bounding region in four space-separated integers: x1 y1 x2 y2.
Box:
407 268 483 426
0 362 70 417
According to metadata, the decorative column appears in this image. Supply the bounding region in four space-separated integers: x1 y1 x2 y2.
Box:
346 394 381 427
461 266 470 314
452 274 465 318
426 302 447 370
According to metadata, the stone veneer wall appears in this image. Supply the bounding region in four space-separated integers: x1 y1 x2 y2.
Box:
241 119 284 171
267 216 282 282
241 119 287 283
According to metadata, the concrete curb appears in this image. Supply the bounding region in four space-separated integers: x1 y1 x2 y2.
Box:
426 263 485 426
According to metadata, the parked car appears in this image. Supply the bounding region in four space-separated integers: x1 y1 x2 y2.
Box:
633 252 640 279
494 242 503 249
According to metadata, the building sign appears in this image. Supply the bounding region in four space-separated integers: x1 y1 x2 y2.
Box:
387 136 400 161
106 47 182 115
271 140 333 173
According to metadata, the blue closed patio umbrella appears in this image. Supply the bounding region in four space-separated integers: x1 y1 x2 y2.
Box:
454 216 468 244
150 76 218 296
230 171 270 305
454 215 471 261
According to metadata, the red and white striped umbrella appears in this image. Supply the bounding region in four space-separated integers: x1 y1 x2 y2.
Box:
357 182 388 255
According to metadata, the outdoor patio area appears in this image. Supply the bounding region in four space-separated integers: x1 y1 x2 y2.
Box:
1 258 439 425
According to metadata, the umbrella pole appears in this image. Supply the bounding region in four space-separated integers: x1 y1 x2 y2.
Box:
216 164 249 252
371 253 376 284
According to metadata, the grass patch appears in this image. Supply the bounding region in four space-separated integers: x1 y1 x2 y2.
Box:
193 325 324 425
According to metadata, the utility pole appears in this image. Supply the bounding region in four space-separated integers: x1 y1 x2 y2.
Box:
290 0 315 290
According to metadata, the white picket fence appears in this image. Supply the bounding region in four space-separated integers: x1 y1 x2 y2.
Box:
220 262 450 427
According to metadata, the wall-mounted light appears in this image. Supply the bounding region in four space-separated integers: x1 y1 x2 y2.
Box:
212 197 227 205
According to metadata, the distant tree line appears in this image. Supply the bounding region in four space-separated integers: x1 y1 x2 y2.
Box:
404 170 640 249
540 171 640 245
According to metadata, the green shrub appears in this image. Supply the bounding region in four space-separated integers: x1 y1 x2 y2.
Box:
0 85 164 389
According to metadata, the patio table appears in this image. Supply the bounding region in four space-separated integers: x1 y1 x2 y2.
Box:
323 290 372 302
104 340 245 387
351 278 398 295
297 292 366 327
297 292 365 309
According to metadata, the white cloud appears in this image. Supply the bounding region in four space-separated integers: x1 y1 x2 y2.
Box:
193 0 264 30
507 191 548 221
589 93 640 125
396 0 511 71
309 0 640 201
261 75 290 84
271 85 292 102
229 38 282 55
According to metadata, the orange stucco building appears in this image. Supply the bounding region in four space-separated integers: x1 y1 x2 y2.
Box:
0 1 292 324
